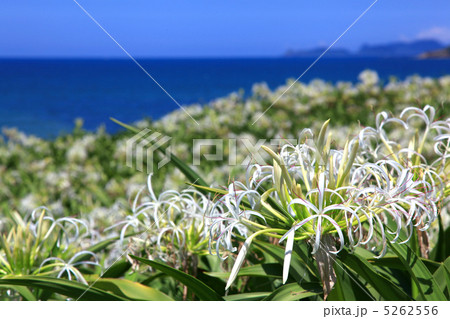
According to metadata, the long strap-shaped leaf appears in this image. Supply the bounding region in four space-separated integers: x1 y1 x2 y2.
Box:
429 216 449 262
385 231 446 301
111 118 208 187
338 249 411 301
0 276 126 301
0 284 36 301
252 240 317 283
368 256 441 273
130 255 224 301
92 278 173 301
262 282 322 301
432 256 450 296
327 259 373 301
206 263 283 279
224 292 271 301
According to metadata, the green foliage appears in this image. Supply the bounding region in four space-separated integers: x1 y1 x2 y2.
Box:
130 255 224 301
91 278 173 301
0 71 449 301
0 276 125 301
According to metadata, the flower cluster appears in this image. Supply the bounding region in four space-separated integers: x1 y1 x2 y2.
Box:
1 71 448 221
107 174 212 267
207 105 449 289
1 72 449 299
0 208 98 286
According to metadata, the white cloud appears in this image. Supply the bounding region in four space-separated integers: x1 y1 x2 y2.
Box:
416 26 450 43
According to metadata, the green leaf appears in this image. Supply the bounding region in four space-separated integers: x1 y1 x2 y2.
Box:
86 184 113 206
130 255 224 301
92 278 173 301
432 257 450 296
429 216 449 262
102 260 132 278
385 232 446 301
292 241 320 278
339 249 411 301
368 256 441 274
253 239 317 283
187 184 227 195
224 292 271 301
262 282 322 301
139 272 166 286
195 271 226 294
110 118 208 187
109 118 140 134
206 263 282 279
0 285 36 301
0 276 125 301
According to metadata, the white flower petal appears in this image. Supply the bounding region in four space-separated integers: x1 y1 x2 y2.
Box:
283 231 295 284
225 237 252 290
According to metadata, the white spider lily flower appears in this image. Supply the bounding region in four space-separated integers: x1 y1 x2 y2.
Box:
208 205 264 260
364 111 408 140
358 112 408 162
208 183 265 259
179 189 211 215
105 210 149 244
114 173 215 264
38 251 100 285
411 163 445 200
278 173 359 281
351 160 437 255
246 164 275 193
366 163 436 227
400 105 435 128
131 174 182 228
30 207 89 249
210 106 449 289
208 213 242 258
432 134 450 169
157 221 186 250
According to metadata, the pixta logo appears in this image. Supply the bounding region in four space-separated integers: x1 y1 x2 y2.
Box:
126 129 172 173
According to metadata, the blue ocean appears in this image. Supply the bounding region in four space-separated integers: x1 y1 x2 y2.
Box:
1 58 450 138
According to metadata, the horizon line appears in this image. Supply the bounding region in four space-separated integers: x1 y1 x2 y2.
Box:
0 55 431 60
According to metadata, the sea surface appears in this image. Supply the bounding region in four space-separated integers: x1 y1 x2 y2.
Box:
1 57 450 138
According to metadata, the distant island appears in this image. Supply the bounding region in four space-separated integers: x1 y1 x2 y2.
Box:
285 39 447 58
419 46 450 59
285 47 352 58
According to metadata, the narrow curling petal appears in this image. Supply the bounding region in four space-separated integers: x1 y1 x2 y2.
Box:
283 231 295 284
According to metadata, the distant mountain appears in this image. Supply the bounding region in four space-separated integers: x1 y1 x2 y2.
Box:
357 39 445 57
284 47 352 58
284 39 446 58
419 46 450 59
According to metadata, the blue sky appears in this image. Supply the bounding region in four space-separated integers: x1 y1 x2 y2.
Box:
1 0 450 57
